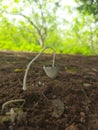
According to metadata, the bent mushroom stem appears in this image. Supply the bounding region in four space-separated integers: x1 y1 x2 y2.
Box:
23 46 56 90
2 99 25 111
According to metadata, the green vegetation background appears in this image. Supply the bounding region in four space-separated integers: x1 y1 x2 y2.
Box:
0 0 98 55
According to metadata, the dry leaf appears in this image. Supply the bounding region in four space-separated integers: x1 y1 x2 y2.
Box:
14 68 24 72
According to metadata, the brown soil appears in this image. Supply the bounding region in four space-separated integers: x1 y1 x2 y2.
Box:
0 51 98 130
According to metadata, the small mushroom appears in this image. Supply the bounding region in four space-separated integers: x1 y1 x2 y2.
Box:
43 65 59 78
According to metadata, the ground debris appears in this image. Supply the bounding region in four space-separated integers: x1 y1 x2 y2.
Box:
0 52 98 129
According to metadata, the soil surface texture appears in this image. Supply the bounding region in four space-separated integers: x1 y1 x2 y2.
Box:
0 51 98 130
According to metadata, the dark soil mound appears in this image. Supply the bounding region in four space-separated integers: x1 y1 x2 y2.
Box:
0 51 98 130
